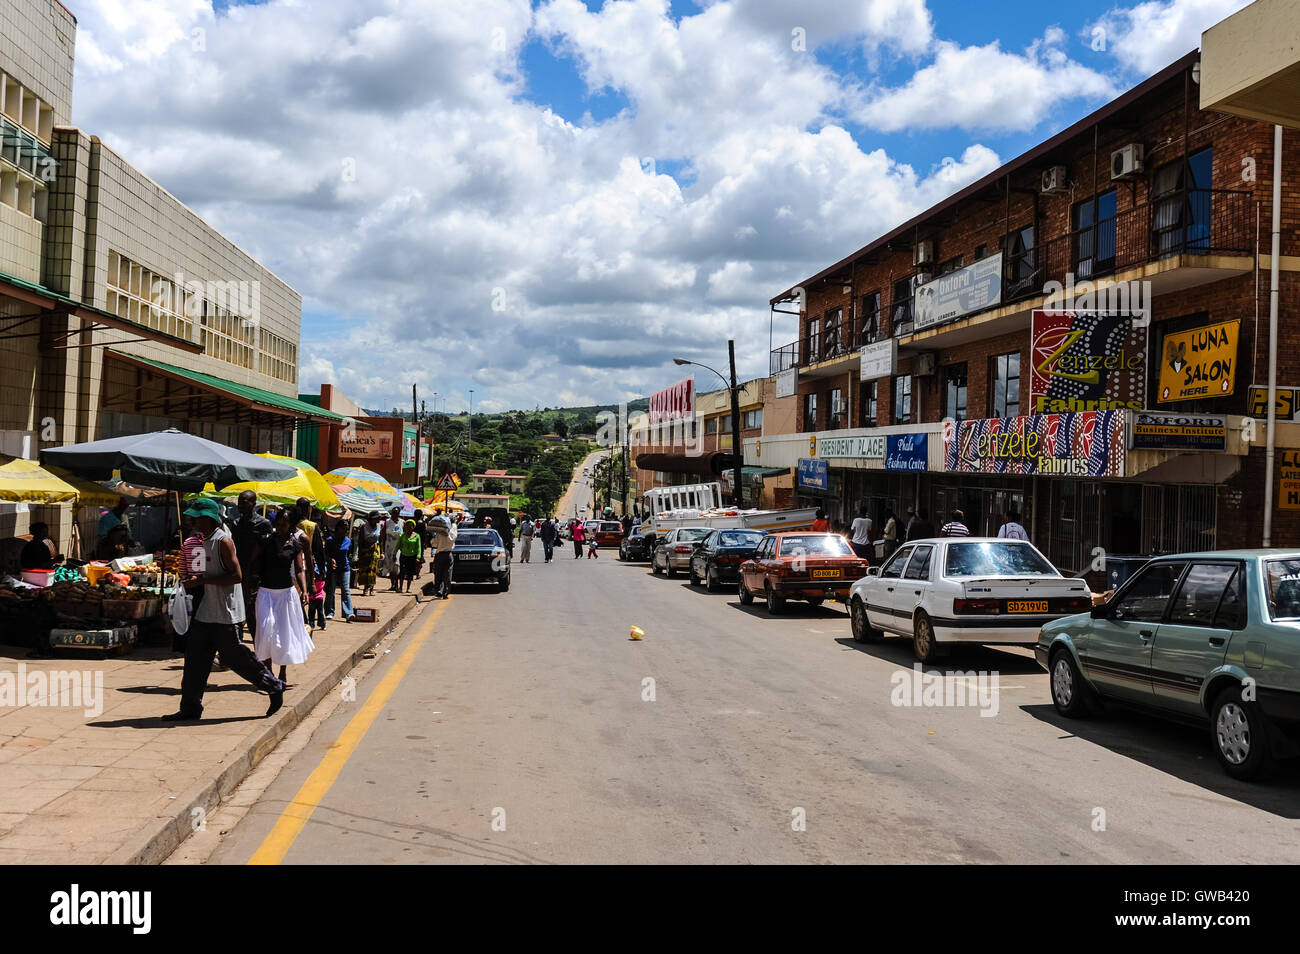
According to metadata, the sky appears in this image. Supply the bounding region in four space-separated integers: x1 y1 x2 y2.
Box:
66 0 1252 414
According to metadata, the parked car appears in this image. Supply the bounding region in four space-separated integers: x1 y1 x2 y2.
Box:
1037 550 1300 781
619 530 653 561
849 537 1090 662
594 520 624 548
689 528 765 591
651 527 711 577
738 532 869 613
449 528 511 592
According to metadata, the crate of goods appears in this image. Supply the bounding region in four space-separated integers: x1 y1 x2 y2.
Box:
102 597 154 620
52 597 102 620
20 568 56 588
49 624 138 653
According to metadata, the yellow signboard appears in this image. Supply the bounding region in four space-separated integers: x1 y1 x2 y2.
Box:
1281 451 1300 511
1157 319 1240 404
1248 385 1300 421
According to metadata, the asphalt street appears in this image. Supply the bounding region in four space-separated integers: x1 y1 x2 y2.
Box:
205 531 1300 864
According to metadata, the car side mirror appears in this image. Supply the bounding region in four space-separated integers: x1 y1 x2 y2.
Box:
867 566 880 576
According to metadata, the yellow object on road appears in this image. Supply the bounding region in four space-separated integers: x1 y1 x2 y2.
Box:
629 625 644 641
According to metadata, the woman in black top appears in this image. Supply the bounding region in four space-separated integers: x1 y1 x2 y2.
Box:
252 510 313 685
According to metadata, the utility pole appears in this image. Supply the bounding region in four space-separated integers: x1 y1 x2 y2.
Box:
729 339 743 510
412 383 419 487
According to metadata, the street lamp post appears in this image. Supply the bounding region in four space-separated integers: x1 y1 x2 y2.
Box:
674 339 744 509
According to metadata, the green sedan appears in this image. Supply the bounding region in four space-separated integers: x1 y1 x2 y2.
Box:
1035 550 1300 781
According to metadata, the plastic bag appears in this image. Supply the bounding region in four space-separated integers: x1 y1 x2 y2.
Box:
169 585 193 635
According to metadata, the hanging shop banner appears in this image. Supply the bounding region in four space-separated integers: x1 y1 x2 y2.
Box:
339 428 393 460
1130 412 1227 451
885 434 928 471
1156 319 1240 403
818 435 885 460
944 411 1125 477
775 367 796 398
913 253 1003 330
1029 310 1145 413
1248 385 1300 422
1280 451 1300 511
859 339 897 380
797 457 828 490
649 378 695 426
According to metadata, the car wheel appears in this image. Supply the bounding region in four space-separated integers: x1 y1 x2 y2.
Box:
498 577 510 593
1049 648 1094 718
850 597 882 643
912 611 943 663
666 562 677 578
652 555 662 575
705 567 720 593
738 579 754 605
765 584 784 615
1211 686 1276 781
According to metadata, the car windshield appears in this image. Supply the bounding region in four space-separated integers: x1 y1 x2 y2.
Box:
944 542 1058 577
678 528 710 541
718 531 763 547
1266 559 1300 620
778 535 852 557
456 530 500 547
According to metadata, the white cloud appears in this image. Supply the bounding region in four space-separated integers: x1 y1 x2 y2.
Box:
854 32 1117 132
1088 0 1252 76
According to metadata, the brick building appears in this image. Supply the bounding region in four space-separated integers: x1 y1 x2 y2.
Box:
757 50 1300 572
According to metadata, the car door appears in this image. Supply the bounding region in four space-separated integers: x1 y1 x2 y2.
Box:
741 536 770 591
868 544 914 631
694 531 717 578
1149 562 1244 715
900 544 936 622
1082 561 1187 704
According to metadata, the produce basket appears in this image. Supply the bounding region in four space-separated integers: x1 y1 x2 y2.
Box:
101 599 153 620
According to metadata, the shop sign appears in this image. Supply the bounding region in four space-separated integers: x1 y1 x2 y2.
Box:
1131 412 1227 452
1248 385 1300 422
797 458 828 490
944 411 1125 477
1280 451 1300 511
914 253 1003 330
418 443 430 478
818 434 885 459
775 367 796 398
339 429 393 460
649 378 694 426
1029 310 1145 413
402 428 417 467
859 339 897 380
1157 319 1240 403
885 434 928 471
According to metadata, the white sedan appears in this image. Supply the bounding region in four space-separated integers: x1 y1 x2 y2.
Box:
847 537 1092 662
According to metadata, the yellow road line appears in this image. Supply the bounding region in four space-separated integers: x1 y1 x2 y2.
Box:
248 597 449 865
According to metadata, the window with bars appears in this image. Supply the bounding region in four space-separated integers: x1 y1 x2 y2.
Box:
105 251 194 342
990 352 1021 418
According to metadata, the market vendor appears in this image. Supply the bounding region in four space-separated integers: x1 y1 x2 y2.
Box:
95 522 133 560
19 522 59 570
98 496 129 537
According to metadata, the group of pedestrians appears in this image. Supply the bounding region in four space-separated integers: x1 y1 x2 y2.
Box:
516 514 559 563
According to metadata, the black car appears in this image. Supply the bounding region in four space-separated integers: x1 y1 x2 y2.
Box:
451 528 511 592
688 528 765 591
619 530 652 561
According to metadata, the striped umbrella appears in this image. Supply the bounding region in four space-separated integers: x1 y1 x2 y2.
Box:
322 466 402 506
197 453 340 510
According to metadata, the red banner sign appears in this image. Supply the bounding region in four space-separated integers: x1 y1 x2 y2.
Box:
649 378 694 426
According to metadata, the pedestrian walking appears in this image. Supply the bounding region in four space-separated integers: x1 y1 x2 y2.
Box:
381 506 403 591
412 511 427 579
253 509 314 687
906 507 935 541
882 509 899 559
356 511 382 596
572 519 585 558
307 575 326 632
812 509 829 532
587 532 599 559
519 515 535 563
940 509 971 537
849 505 873 561
398 519 422 593
998 510 1029 541
538 516 557 562
165 499 284 721
231 490 271 641
429 515 457 599
324 517 355 620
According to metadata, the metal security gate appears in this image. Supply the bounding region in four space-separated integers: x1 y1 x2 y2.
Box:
1141 484 1217 555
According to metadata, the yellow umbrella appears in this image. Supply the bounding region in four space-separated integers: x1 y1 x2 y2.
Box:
0 456 80 504
321 466 401 503
46 465 122 508
199 453 341 509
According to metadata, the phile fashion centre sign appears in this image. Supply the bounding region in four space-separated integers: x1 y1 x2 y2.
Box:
1029 310 1145 414
943 411 1125 477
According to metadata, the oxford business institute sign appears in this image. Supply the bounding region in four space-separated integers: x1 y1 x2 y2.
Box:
913 253 1003 331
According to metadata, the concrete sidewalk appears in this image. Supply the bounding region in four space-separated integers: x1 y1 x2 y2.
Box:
0 589 421 864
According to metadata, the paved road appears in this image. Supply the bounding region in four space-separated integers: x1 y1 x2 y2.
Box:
207 546 1300 864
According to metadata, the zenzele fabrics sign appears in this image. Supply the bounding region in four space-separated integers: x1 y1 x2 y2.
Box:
1029 310 1145 413
817 435 885 459
943 411 1125 477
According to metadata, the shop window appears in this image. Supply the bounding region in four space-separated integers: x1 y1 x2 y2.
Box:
860 381 877 427
943 363 968 421
705 417 718 434
743 409 762 430
803 392 818 431
893 375 912 425
860 291 881 345
1153 148 1213 255
1073 189 1117 278
990 352 1020 418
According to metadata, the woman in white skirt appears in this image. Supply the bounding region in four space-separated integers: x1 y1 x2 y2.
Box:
253 509 314 687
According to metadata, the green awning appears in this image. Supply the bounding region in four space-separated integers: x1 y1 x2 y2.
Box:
108 351 352 425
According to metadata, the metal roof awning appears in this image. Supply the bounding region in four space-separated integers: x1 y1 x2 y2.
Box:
104 351 351 427
0 269 203 354
636 451 738 476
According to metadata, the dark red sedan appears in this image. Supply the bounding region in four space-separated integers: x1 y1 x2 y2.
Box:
738 532 870 614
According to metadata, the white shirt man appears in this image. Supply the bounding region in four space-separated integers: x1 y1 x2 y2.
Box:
998 518 1029 541
850 514 873 545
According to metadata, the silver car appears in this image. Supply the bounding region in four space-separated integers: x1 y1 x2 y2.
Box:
651 527 711 577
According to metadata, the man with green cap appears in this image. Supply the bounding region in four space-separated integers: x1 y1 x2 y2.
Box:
165 498 284 721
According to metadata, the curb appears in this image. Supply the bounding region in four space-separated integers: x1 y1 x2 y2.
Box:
105 595 424 865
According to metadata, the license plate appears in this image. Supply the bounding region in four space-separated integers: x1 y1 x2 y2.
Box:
458 554 481 560
1006 600 1047 613
812 569 839 579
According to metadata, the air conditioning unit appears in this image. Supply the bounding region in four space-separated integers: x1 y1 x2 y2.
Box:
1111 143 1144 179
914 240 934 267
914 352 938 376
1041 165 1068 194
